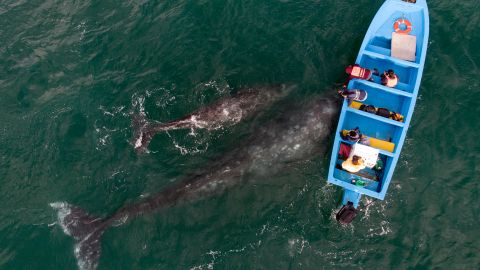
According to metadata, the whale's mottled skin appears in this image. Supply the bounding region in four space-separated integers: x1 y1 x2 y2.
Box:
51 95 340 270
132 84 294 153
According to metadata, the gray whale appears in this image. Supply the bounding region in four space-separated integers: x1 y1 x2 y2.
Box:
132 84 294 153
51 94 339 270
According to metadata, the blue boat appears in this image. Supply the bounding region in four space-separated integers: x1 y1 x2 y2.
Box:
327 0 429 223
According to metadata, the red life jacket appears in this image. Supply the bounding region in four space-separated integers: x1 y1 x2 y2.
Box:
345 64 372 80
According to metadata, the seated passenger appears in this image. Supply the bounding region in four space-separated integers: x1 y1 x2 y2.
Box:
342 127 360 142
381 69 399 88
338 87 368 102
342 155 366 173
341 127 371 146
344 64 379 86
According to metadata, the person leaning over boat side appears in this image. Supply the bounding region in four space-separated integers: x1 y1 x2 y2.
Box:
338 87 368 102
341 127 371 146
344 64 379 86
342 155 366 173
381 69 399 88
343 127 361 142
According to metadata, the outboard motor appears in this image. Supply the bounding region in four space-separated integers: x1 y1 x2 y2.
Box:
336 202 358 224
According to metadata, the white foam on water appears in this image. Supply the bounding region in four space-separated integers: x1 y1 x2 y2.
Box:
360 197 393 237
76 21 87 41
98 105 126 117
50 202 73 236
147 86 175 109
166 130 210 156
189 244 247 270
257 224 268 236
361 198 375 219
98 134 110 147
172 139 190 155
131 93 146 113
227 246 246 253
378 221 392 235
366 220 392 237
93 122 126 151
94 102 130 151
189 250 220 270
313 248 369 266
287 237 309 257
201 79 230 96
205 250 220 269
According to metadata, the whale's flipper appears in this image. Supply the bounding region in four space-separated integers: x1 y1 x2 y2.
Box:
50 202 106 270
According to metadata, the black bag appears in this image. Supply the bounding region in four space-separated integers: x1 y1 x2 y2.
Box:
376 107 391 118
360 104 376 113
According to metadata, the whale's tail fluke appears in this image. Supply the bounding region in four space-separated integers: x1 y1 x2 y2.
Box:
50 202 107 270
131 112 156 153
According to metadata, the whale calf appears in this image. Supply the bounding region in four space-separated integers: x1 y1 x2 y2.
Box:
132 84 294 152
51 94 340 270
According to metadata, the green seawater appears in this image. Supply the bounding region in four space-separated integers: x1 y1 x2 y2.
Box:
1 0 479 269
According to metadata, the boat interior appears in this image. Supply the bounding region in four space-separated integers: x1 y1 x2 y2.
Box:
329 0 428 199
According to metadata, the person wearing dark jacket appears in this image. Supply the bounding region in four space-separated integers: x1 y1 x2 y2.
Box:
338 87 368 102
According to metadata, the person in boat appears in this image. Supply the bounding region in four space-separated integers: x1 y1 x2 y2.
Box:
338 87 368 102
341 127 371 145
344 64 379 86
342 155 366 173
343 127 360 142
381 69 399 88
